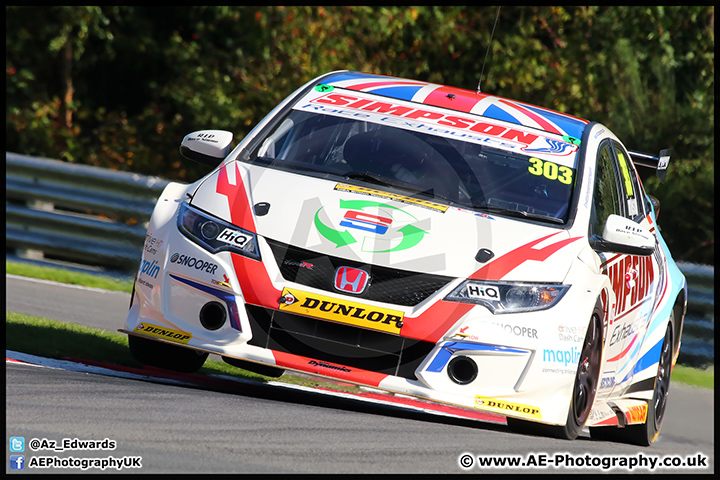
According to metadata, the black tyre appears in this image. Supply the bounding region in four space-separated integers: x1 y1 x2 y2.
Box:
590 315 674 446
129 334 208 373
508 299 603 440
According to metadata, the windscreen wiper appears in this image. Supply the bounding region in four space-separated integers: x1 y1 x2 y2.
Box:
479 205 565 224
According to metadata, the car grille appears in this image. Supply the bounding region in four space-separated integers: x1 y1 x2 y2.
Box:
266 238 453 306
245 305 435 380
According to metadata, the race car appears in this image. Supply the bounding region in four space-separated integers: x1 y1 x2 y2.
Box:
123 71 686 445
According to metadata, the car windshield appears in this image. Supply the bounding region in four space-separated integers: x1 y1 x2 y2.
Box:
245 90 579 224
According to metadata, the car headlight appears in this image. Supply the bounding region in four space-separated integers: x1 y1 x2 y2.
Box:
177 202 260 260
445 280 569 314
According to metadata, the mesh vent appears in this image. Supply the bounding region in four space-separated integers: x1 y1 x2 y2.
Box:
267 238 453 306
245 305 435 380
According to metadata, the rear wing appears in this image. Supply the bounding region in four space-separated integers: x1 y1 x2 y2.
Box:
628 148 671 183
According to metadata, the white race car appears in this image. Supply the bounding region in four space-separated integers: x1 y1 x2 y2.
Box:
123 71 686 445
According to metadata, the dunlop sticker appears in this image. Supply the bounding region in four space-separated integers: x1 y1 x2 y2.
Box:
279 288 404 334
334 183 449 213
474 395 542 419
134 323 192 344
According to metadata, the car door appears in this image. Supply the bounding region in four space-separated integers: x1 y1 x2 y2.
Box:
589 140 646 394
592 140 659 394
590 140 625 394
607 141 664 390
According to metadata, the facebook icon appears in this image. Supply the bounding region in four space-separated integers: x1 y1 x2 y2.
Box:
9 455 25 470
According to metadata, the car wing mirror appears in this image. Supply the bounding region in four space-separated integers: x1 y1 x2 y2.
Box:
590 214 655 256
179 130 234 166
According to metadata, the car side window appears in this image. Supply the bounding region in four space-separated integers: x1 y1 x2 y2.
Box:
590 142 623 237
611 141 645 220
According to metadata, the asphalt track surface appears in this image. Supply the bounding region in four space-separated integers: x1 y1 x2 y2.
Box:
5 275 715 474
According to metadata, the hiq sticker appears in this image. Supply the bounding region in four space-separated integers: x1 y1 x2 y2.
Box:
466 284 499 299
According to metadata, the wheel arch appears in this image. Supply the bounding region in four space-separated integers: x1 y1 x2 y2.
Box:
671 289 687 362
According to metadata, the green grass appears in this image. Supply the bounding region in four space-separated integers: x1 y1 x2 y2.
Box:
671 364 714 389
6 312 266 381
7 312 137 366
5 312 364 394
6 260 134 293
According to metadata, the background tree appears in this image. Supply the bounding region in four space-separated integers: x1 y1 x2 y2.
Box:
5 6 714 263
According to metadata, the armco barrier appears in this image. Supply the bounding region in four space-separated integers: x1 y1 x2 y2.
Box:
4 152 714 366
674 262 714 368
6 152 168 272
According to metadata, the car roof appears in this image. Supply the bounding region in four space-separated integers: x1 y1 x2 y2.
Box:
323 71 590 141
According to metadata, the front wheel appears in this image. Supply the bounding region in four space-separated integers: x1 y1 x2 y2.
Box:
508 299 603 440
129 335 208 373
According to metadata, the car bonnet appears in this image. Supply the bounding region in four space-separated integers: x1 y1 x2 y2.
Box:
189 161 583 283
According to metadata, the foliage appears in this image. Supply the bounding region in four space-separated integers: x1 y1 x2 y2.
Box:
5 6 714 263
